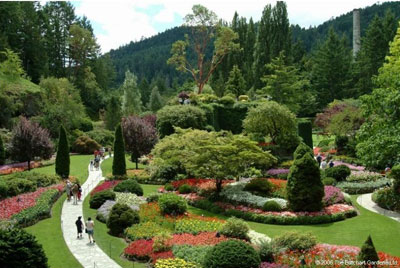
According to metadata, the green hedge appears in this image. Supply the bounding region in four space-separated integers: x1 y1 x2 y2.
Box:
298 120 313 148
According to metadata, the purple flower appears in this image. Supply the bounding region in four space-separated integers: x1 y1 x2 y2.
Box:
259 263 291 268
267 169 289 176
323 186 344 206
333 161 365 171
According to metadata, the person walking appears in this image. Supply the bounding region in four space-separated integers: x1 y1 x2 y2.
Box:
85 217 95 244
320 159 328 170
77 183 82 201
66 180 72 202
72 183 79 205
90 160 93 171
328 160 334 168
75 216 84 239
316 153 322 166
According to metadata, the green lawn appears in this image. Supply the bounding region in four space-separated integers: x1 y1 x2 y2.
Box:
101 155 146 177
24 155 93 268
190 196 400 257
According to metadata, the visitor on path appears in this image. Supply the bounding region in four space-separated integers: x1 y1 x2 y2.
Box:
75 216 84 239
72 183 79 205
328 160 334 168
66 180 72 201
77 183 82 201
320 160 327 169
85 217 95 244
316 153 322 166
94 157 100 171
90 160 94 171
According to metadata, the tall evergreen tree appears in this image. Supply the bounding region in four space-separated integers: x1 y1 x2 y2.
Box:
112 124 126 176
358 235 379 267
271 1 291 59
105 95 122 131
244 18 256 89
122 70 142 115
226 65 246 97
0 135 5 165
311 28 352 108
139 78 151 106
55 125 70 178
149 86 163 112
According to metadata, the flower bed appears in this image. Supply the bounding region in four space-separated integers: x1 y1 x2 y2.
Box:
0 184 64 226
323 186 345 206
174 217 224 235
170 178 233 191
347 171 383 182
90 180 122 196
115 192 146 208
337 178 391 194
0 161 42 175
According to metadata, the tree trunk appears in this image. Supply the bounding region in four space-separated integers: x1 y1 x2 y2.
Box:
198 82 204 94
27 160 31 171
135 157 139 170
216 179 222 194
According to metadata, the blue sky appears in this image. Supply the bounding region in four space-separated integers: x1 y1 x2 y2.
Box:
71 0 390 54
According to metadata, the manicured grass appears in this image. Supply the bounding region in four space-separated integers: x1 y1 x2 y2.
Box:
82 181 158 268
189 195 400 257
24 155 93 268
312 133 335 148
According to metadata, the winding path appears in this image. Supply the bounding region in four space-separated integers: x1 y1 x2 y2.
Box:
357 193 400 223
61 157 121 268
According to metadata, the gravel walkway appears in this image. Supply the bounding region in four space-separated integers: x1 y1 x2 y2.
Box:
357 193 400 223
61 157 121 268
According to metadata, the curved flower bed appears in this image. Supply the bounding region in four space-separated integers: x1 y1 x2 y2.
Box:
90 180 122 196
337 178 391 194
0 161 42 175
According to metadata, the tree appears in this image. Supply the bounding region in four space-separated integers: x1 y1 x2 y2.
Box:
10 117 53 170
112 123 126 176
0 228 48 268
311 28 353 108
138 78 151 106
55 125 70 178
105 95 122 131
149 86 163 112
0 135 5 165
225 65 246 97
122 116 158 169
243 101 299 151
121 70 142 115
356 24 400 169
167 4 239 94
0 48 25 79
358 235 379 267
287 150 324 212
260 51 310 113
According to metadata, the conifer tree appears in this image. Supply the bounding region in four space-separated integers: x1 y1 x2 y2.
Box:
112 124 126 176
358 235 379 267
139 78 151 106
105 95 122 131
0 135 5 165
55 125 70 178
149 86 163 112
122 70 142 115
226 65 246 97
244 18 256 89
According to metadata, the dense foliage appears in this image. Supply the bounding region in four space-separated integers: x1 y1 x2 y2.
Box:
358 235 379 265
113 179 143 196
55 125 70 178
107 203 140 236
90 190 116 209
112 124 126 176
158 193 187 216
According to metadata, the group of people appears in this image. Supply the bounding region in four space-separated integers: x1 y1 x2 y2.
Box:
316 153 334 169
66 180 82 205
75 216 95 244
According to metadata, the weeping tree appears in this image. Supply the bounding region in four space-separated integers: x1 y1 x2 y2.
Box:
122 116 158 169
10 117 53 170
55 125 70 178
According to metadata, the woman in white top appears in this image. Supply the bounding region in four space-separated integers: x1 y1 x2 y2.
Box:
86 217 95 244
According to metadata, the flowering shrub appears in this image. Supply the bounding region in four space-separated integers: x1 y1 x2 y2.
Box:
266 169 289 176
337 178 391 194
96 200 116 223
172 245 212 266
248 230 271 246
323 186 345 206
154 258 197 268
347 171 383 182
90 180 122 196
174 217 224 235
115 192 146 208
125 221 171 241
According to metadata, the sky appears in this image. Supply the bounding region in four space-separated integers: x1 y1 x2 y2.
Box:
71 0 389 54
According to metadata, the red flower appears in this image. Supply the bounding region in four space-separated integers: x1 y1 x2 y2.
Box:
90 180 122 196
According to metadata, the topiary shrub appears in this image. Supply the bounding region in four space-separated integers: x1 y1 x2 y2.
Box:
158 193 187 216
72 135 100 154
55 125 70 179
7 179 37 196
273 231 317 251
178 184 192 194
146 193 161 203
112 124 126 176
293 142 314 160
90 190 116 209
322 177 337 186
298 120 313 149
287 149 324 212
113 179 143 196
358 235 379 266
243 178 273 197
262 200 282 212
220 217 250 241
0 228 48 268
107 203 140 236
204 240 261 268
324 165 351 182
164 183 174 191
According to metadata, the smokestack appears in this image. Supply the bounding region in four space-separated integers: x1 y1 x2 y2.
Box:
353 9 361 57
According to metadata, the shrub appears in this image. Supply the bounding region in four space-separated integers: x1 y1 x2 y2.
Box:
219 95 235 105
113 179 143 196
287 152 324 212
156 105 207 138
152 232 172 252
146 193 161 203
89 190 116 209
259 241 275 262
86 129 114 147
358 235 379 265
323 186 345 206
7 179 37 196
335 135 349 154
151 164 179 183
336 178 391 194
204 240 261 268
220 217 250 240
293 142 314 160
107 203 139 236
112 124 126 176
164 183 174 191
390 165 400 194
346 171 382 182
158 193 187 215
178 184 192 194
262 201 282 212
0 228 48 268
273 231 317 251
324 165 351 182
244 178 273 197
172 245 212 266
193 199 224 214
372 188 400 212
72 135 100 154
96 200 116 223
0 181 7 199
322 177 337 186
